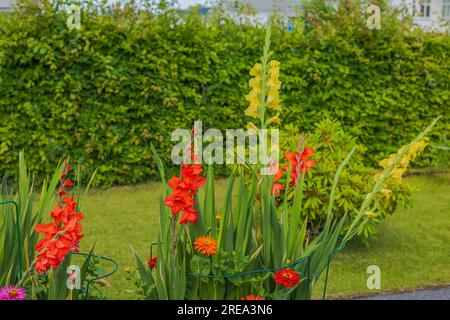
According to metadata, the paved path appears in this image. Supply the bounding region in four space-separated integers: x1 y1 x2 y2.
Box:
356 286 450 300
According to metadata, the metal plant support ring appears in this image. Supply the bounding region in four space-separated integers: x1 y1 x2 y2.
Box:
150 231 348 301
72 252 119 299
150 242 313 298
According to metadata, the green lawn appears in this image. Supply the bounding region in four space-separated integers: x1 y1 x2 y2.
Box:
80 173 450 300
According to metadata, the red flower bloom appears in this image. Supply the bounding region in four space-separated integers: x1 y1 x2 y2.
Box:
164 147 205 225
35 222 59 237
270 167 285 196
284 147 316 185
164 192 195 215
181 164 203 179
62 197 77 210
241 294 264 300
147 256 157 270
168 177 184 192
182 175 206 192
179 207 199 225
63 179 74 188
194 235 218 256
35 196 84 275
273 269 300 287
271 182 285 196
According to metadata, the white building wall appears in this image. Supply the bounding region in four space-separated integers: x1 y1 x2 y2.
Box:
221 0 301 22
0 0 14 11
390 0 450 31
221 0 449 31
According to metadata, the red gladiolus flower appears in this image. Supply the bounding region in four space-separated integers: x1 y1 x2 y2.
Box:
35 222 59 237
147 256 157 270
271 182 285 196
179 207 199 224
284 147 316 186
270 167 285 196
164 146 205 225
35 196 84 275
62 196 77 210
63 179 74 188
168 177 184 192
273 269 300 287
58 190 67 196
181 164 203 179
164 192 195 215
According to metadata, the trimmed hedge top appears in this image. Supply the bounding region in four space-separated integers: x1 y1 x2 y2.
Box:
0 1 448 186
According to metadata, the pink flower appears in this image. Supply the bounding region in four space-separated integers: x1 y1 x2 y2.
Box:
0 285 27 300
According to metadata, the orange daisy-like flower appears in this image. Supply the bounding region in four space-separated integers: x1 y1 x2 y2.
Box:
241 294 264 300
193 235 218 256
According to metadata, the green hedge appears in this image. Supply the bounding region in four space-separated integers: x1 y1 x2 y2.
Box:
0 1 448 186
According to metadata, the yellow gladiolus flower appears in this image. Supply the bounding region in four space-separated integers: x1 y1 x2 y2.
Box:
366 211 377 218
268 60 280 73
247 122 258 134
249 77 261 90
408 140 427 160
390 167 406 185
267 60 281 111
245 63 264 118
245 105 258 118
250 63 263 77
245 60 282 118
267 94 281 111
379 155 396 169
379 158 388 169
267 115 281 125
245 90 259 118
381 188 392 199
400 154 411 168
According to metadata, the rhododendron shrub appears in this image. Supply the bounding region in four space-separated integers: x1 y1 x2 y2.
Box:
131 28 439 300
279 118 415 241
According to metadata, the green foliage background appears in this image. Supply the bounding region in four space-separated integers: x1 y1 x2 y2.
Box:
0 0 448 187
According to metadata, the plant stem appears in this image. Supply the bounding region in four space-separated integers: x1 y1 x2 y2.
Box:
17 258 37 287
